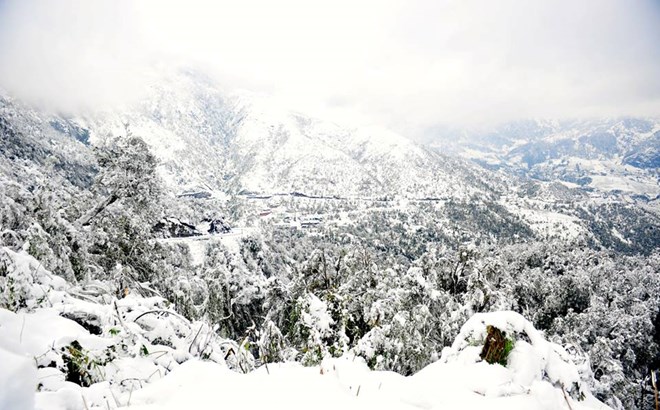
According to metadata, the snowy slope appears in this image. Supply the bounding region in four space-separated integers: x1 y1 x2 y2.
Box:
2 68 657 254
0 248 610 410
433 118 660 199
60 68 504 200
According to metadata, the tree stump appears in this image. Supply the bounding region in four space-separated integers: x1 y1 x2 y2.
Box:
480 325 507 365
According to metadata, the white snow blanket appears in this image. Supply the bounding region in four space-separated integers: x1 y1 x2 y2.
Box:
0 308 611 410
0 248 610 410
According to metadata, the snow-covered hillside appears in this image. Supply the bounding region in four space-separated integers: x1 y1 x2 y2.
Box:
1 68 658 410
0 248 610 410
55 69 501 200
433 118 660 200
6 67 656 253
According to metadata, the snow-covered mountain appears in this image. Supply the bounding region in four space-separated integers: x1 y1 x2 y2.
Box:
433 118 660 200
1 67 659 410
52 69 503 200
1 68 658 255
7 68 657 206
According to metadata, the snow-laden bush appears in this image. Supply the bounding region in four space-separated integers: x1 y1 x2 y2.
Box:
0 248 255 408
441 311 588 400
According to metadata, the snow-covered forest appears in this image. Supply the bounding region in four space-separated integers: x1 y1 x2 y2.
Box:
1 88 659 409
1 1 660 409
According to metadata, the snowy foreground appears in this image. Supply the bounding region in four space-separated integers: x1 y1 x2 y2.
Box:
0 248 610 410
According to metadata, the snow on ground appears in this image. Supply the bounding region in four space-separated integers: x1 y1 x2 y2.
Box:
0 248 611 410
557 180 581 189
501 200 586 241
125 344 610 410
89 312 613 410
557 157 659 197
459 147 502 166
610 228 631 245
589 174 659 197
0 247 247 410
0 347 36 410
158 228 252 265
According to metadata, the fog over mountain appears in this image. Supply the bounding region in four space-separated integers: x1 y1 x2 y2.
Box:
0 2 659 410
0 0 659 134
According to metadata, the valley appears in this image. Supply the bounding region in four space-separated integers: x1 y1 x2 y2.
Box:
0 69 658 410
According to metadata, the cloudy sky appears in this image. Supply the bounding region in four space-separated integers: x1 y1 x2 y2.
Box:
0 0 658 135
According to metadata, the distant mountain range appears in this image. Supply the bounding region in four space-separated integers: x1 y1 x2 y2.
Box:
1 68 657 410
431 118 660 200
1 68 658 254
3 69 510 201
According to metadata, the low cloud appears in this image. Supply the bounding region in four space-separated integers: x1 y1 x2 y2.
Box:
0 0 658 135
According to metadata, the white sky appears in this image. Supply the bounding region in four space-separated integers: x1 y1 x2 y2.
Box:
0 0 658 135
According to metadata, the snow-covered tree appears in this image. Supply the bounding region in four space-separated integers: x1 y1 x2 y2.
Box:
78 134 162 227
